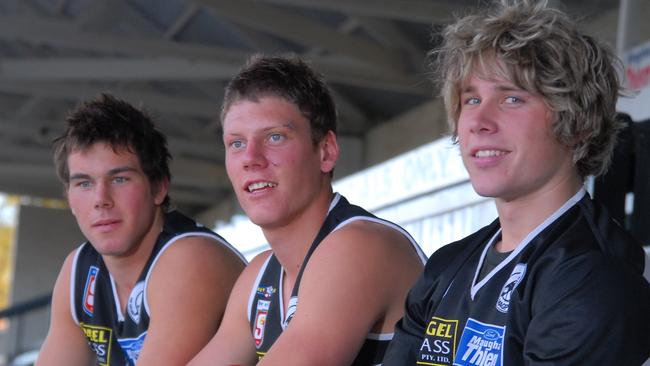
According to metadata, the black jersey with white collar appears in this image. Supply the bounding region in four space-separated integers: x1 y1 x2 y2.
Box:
383 190 650 365
70 210 245 366
248 193 427 365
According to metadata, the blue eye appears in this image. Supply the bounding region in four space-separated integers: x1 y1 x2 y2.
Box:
465 97 480 105
230 140 244 149
504 96 522 104
269 133 284 143
113 176 128 184
78 181 92 189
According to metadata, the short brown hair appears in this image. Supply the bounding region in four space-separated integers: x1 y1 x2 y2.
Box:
53 93 172 208
221 54 338 145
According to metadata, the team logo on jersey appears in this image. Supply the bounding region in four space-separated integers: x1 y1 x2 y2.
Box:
127 281 145 324
83 266 99 317
417 316 458 365
254 300 270 348
454 318 504 366
80 323 112 366
118 331 147 364
496 263 526 313
283 296 298 329
256 285 277 298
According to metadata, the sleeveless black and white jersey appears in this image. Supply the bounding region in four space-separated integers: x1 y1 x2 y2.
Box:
384 189 650 366
248 193 427 365
70 210 246 366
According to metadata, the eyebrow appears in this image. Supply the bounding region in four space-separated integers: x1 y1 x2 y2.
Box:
69 166 138 180
263 122 296 132
225 122 296 136
461 83 523 94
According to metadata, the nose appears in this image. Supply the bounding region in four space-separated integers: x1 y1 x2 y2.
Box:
242 140 268 170
94 181 113 209
466 102 499 135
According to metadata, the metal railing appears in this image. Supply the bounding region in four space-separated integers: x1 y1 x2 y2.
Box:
0 294 51 366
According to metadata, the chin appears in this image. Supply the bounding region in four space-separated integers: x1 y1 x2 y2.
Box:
470 182 498 198
246 213 275 227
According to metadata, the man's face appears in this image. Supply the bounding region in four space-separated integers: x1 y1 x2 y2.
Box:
66 142 167 257
457 73 577 203
223 96 336 230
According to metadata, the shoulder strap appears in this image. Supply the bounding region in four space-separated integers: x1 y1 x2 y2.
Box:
289 195 366 298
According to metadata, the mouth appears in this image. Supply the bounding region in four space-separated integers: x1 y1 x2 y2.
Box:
473 149 508 158
246 181 278 193
92 219 120 228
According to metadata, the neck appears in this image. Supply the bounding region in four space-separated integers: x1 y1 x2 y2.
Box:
103 208 165 289
495 176 582 252
262 189 334 279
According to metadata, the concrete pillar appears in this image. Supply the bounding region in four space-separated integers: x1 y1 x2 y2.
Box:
6 205 83 357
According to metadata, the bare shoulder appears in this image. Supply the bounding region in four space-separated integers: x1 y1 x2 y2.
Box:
303 219 424 314
138 236 247 364
155 234 246 270
51 249 78 312
235 249 273 289
321 219 423 266
60 249 78 282
145 234 247 306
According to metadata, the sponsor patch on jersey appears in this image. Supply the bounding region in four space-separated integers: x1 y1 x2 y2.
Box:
454 318 504 366
253 300 270 348
127 281 145 324
496 263 526 313
83 266 99 317
80 323 112 366
417 316 458 366
118 331 147 364
283 296 298 329
256 285 277 298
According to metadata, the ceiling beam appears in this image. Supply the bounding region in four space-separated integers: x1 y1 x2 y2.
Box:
164 3 200 39
0 57 239 81
0 15 246 62
0 57 428 95
0 15 426 94
355 16 427 71
256 0 463 24
0 121 54 146
0 81 220 119
196 0 407 71
0 117 224 162
0 141 53 164
0 163 62 199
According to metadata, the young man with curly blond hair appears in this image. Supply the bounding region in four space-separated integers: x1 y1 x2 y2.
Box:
384 1 650 365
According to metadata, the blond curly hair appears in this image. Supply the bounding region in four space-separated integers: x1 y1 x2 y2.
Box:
433 0 623 177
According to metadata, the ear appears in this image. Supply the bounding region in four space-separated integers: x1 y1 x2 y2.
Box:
319 130 339 174
153 178 170 206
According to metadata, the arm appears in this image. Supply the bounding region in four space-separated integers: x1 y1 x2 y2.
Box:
522 253 650 365
189 251 272 366
382 270 436 365
135 236 245 366
36 251 96 366
259 221 424 366
383 241 464 365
